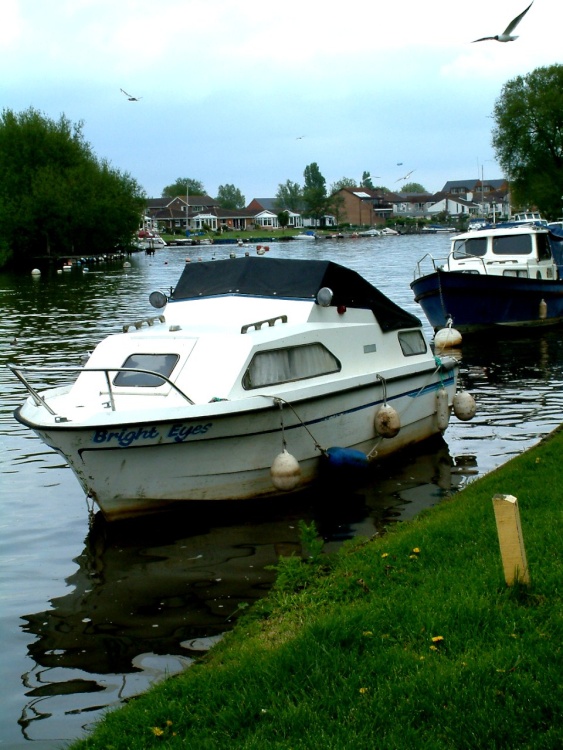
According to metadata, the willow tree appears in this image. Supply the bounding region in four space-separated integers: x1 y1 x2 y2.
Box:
0 107 145 270
492 64 563 219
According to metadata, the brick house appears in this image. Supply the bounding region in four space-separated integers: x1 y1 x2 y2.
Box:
146 195 255 233
332 187 393 227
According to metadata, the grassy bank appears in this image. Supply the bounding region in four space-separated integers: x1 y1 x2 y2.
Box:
69 428 563 749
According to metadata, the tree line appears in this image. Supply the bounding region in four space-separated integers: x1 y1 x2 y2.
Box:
1 64 561 271
162 169 427 226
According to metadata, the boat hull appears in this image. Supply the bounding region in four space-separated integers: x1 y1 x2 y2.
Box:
16 369 455 521
411 270 563 333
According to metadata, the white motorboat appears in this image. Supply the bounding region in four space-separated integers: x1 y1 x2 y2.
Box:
10 256 469 521
133 231 167 252
358 229 382 237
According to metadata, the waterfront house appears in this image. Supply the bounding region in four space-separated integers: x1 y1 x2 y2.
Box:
331 187 393 227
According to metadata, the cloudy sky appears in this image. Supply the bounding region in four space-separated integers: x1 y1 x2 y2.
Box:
2 0 555 201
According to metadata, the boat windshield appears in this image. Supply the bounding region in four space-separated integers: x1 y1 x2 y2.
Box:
453 237 487 258
113 353 179 387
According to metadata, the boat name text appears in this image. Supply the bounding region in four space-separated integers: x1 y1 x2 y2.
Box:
92 422 212 447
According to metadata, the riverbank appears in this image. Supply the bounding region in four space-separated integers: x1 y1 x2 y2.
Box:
69 425 563 749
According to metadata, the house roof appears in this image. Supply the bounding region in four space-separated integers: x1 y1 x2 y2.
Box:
431 192 479 207
441 179 507 192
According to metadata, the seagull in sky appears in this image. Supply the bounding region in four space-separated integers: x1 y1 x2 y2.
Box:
296 135 305 140
120 88 142 101
395 169 415 183
472 1 533 43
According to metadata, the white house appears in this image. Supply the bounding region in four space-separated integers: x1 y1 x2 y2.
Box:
426 195 479 218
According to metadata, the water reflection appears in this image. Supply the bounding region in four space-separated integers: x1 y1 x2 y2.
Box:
16 434 474 738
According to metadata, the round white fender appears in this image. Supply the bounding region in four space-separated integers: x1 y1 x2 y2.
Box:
374 404 401 438
453 391 477 421
435 326 462 349
271 449 301 491
436 388 450 431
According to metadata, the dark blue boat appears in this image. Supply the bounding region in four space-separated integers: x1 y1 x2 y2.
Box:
411 223 563 334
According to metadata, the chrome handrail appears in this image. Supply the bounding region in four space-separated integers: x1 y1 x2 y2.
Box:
7 363 195 414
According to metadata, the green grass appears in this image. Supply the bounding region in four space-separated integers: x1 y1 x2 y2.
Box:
68 428 563 749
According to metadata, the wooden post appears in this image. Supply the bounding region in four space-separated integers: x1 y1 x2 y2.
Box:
492 494 530 586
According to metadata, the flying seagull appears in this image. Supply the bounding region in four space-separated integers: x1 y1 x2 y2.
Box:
472 1 533 43
120 88 142 101
395 169 415 183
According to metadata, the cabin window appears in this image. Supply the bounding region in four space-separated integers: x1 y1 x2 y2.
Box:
242 343 340 389
453 237 487 258
492 234 532 255
537 234 552 261
398 330 427 356
113 353 179 387
503 270 529 278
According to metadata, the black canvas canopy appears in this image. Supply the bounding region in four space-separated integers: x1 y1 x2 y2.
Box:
170 256 421 332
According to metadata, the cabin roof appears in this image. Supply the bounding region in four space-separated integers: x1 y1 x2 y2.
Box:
170 257 421 332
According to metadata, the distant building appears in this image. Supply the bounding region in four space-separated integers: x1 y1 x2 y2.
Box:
332 187 393 227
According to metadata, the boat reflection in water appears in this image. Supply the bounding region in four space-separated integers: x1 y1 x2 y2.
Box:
18 435 473 739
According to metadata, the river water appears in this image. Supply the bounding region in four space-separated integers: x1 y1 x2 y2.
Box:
2 234 563 748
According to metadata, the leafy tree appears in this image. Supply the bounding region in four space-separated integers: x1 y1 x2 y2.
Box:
330 177 356 192
275 180 302 211
0 107 145 270
401 182 427 193
328 192 345 225
361 171 375 189
161 178 205 198
302 163 328 222
277 210 290 231
492 63 563 219
216 184 245 210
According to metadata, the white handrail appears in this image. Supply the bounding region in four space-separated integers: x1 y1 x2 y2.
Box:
7 363 195 413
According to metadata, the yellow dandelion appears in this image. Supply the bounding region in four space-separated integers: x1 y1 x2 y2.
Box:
381 552 389 558
412 547 420 554
151 726 164 737
166 720 173 727
359 687 369 694
431 636 444 643
363 630 373 637
409 554 418 560
429 645 438 652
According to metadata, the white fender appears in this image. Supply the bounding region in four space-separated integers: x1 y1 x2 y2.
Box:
436 388 450 431
453 391 477 421
271 449 301 491
435 326 462 349
375 404 401 438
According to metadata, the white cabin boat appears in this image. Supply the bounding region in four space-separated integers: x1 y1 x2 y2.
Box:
11 256 464 521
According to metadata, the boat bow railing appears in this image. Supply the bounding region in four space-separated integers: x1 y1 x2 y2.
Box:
413 253 449 279
7 363 195 416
